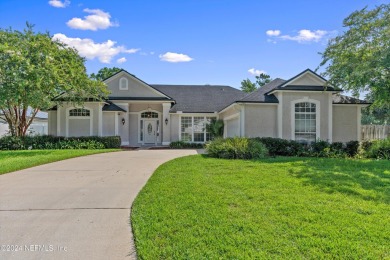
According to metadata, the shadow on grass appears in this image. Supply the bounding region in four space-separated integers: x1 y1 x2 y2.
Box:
201 154 389 204
286 158 390 204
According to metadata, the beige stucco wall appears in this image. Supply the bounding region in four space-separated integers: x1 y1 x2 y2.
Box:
107 73 164 98
333 105 359 142
280 92 331 141
170 114 180 142
102 112 115 136
244 104 277 138
128 114 139 146
226 117 240 137
56 102 102 137
48 111 57 136
128 103 162 113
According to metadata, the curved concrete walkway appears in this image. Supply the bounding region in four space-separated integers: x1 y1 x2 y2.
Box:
0 150 199 260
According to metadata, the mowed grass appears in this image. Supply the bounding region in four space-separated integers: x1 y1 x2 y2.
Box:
0 149 119 175
132 155 390 259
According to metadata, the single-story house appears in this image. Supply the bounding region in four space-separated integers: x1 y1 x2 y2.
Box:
48 69 369 146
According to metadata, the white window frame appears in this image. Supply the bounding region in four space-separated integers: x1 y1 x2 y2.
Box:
179 115 216 143
119 77 128 90
291 98 320 142
66 107 93 137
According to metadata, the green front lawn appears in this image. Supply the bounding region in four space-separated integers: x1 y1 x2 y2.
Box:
132 156 390 259
0 149 119 175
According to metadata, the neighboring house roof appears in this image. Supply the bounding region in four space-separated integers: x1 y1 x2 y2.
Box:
102 102 127 112
152 85 246 113
332 94 372 104
107 97 171 101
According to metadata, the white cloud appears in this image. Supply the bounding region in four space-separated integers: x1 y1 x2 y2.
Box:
159 52 193 63
48 0 70 8
280 29 328 43
266 30 280 36
66 8 117 31
117 57 127 64
52 33 139 63
248 68 266 76
266 29 330 43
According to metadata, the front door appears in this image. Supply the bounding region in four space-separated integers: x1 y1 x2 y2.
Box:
144 120 156 144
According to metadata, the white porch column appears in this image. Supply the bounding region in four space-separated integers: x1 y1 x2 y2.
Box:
114 113 119 136
239 104 245 137
328 93 333 142
57 106 61 136
162 103 171 145
277 93 283 138
98 103 103 136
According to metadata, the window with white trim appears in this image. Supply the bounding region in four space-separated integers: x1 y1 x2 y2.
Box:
69 108 90 117
294 102 316 142
119 77 128 90
180 116 216 142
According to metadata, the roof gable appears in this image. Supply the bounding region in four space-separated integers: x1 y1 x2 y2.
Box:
104 70 172 100
280 69 327 87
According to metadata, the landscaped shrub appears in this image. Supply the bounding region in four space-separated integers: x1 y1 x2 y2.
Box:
364 138 390 159
345 140 360 157
169 141 205 149
0 135 121 150
206 137 268 159
254 137 305 157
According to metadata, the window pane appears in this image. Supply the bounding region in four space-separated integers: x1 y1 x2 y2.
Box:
295 102 316 141
181 117 192 142
194 133 204 142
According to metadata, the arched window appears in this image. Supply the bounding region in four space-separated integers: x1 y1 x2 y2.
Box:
69 108 90 117
294 102 316 142
119 77 128 90
141 111 158 118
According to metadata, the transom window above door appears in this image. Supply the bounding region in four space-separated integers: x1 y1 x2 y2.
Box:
141 112 158 118
69 108 90 117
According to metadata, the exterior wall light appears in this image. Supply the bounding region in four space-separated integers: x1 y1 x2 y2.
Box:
122 118 125 125
165 118 169 125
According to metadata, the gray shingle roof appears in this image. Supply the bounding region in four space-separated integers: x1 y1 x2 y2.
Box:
152 85 245 113
103 102 127 112
240 78 286 102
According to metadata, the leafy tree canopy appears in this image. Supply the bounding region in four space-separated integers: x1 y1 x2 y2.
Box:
240 73 272 93
0 23 108 136
319 4 390 109
90 67 122 81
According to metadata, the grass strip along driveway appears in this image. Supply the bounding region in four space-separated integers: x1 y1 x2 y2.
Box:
132 155 390 259
0 149 119 175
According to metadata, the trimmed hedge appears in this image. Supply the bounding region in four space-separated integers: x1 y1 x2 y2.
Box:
0 135 121 150
169 141 205 149
206 137 386 159
206 137 268 159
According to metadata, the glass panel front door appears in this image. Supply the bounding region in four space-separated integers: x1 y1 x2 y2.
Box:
144 120 156 144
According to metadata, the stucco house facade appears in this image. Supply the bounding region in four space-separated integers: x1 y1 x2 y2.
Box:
48 69 369 146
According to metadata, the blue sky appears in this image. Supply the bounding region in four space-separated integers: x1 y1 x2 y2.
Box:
0 0 386 89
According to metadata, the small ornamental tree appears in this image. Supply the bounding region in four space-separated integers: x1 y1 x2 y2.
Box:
0 23 108 136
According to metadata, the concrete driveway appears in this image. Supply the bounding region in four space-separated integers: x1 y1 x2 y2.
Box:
0 149 199 260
